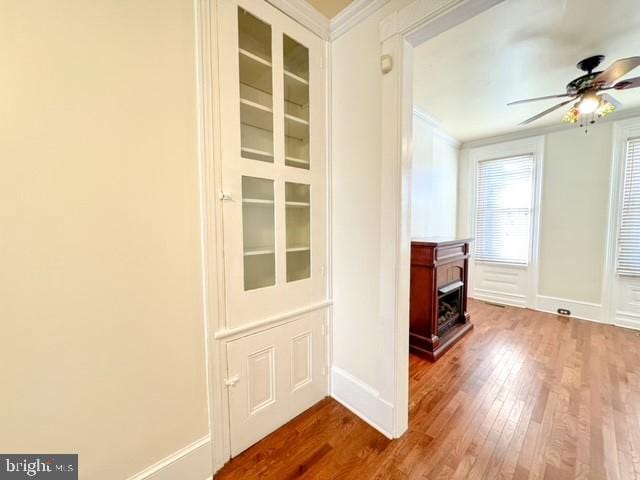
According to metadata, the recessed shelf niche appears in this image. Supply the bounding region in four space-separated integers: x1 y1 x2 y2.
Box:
283 35 310 170
242 176 276 290
286 182 311 282
239 8 274 163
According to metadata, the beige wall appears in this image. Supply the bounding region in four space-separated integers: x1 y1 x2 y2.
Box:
0 1 209 479
538 125 612 303
457 122 614 305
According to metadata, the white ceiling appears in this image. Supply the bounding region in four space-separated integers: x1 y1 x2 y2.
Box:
413 0 640 143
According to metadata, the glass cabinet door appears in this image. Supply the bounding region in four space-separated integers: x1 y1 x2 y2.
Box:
242 176 276 290
285 182 310 281
219 0 325 325
238 8 274 163
283 35 310 170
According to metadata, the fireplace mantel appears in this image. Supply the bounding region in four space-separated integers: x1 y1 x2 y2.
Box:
409 238 474 361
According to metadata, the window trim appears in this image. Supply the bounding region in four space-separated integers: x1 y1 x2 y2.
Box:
602 117 640 327
468 136 545 307
616 135 640 276
473 153 536 266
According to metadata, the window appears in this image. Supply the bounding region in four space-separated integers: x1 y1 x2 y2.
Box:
617 138 640 276
474 155 534 264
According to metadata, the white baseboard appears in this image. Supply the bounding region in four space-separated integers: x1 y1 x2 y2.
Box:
330 366 394 439
615 311 640 330
127 435 212 480
535 295 604 323
471 289 528 308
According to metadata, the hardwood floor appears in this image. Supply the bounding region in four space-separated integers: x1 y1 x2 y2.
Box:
215 300 640 479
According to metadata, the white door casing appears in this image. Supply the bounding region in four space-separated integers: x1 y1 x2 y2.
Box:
467 136 544 308
603 118 640 330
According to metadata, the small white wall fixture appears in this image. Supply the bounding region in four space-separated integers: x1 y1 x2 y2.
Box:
378 0 505 439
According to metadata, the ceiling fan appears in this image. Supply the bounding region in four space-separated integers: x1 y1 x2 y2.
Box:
508 55 640 128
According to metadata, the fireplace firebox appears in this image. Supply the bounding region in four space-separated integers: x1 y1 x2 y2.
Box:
409 238 473 361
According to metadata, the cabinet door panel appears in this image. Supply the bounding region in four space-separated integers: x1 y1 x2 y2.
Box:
226 312 326 456
218 0 326 328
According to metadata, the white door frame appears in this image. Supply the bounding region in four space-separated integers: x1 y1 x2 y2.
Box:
195 0 231 472
602 117 640 330
378 0 505 438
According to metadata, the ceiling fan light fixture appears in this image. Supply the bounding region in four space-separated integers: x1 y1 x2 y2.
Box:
596 99 616 118
577 91 599 114
562 106 579 124
510 55 640 130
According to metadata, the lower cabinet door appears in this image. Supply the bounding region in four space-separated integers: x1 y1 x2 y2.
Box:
226 311 327 456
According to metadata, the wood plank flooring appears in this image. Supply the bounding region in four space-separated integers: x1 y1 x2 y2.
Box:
215 300 640 479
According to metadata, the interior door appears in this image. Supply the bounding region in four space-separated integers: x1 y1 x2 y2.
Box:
226 312 326 456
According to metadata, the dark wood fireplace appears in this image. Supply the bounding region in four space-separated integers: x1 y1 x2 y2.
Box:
409 238 473 361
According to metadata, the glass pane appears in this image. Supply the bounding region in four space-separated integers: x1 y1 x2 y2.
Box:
242 176 276 290
285 182 310 282
238 8 273 163
283 35 309 170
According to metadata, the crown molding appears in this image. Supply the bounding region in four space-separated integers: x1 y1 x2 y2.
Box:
460 107 640 149
412 106 461 148
331 0 390 40
267 0 330 40
380 0 503 45
266 0 393 44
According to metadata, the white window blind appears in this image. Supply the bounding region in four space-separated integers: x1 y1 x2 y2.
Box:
475 155 534 264
617 138 640 276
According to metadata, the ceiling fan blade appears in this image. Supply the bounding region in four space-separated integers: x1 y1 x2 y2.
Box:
507 93 571 106
614 76 640 90
519 98 576 125
601 93 623 110
594 57 640 86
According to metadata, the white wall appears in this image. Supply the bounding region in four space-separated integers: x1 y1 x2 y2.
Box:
0 1 210 479
538 125 612 303
458 122 614 309
411 111 459 238
331 0 414 432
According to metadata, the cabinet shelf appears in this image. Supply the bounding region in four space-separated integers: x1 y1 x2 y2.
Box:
285 115 309 142
241 98 272 113
286 201 310 207
241 98 273 132
243 198 274 205
285 113 309 125
284 71 309 107
239 48 272 68
285 156 309 166
286 246 310 252
239 49 272 95
241 147 273 162
244 247 275 256
284 70 308 85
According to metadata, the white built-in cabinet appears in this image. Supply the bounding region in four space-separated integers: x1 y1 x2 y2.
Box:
216 0 328 457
